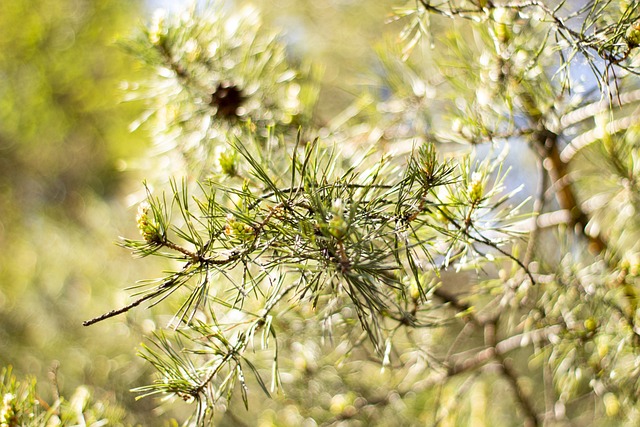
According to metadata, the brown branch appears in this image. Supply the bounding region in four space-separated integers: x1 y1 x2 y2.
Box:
445 324 563 377
447 346 496 377
85 200 282 327
487 319 540 427
82 249 241 326
496 354 540 427
432 288 475 317
82 289 163 326
163 240 200 261
532 129 607 253
82 264 194 327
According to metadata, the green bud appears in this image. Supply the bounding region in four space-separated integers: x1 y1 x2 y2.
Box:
603 393 620 417
224 214 255 241
136 202 162 244
409 280 421 301
328 216 347 239
328 199 348 239
467 172 484 203
584 318 597 332
218 148 238 176
626 22 640 48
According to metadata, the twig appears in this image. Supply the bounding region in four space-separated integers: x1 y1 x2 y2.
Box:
418 0 633 80
496 354 540 427
445 324 563 376
435 206 537 286
84 263 194 326
83 286 168 326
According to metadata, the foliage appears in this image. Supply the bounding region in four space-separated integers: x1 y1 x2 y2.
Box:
0 366 127 427
86 0 640 425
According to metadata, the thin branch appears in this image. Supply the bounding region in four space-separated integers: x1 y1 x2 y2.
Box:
496 354 540 427
445 324 563 376
435 206 537 286
432 287 483 327
417 0 635 82
83 288 165 326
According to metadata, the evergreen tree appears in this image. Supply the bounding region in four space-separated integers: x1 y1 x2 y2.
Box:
87 1 640 425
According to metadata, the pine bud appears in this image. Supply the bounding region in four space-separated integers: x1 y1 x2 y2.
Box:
148 10 167 46
218 148 238 176
409 280 421 301
467 172 484 203
603 393 620 417
626 21 640 48
136 202 162 244
328 199 347 239
224 214 255 241
584 318 597 332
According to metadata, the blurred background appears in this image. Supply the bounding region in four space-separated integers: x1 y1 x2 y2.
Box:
0 0 161 422
0 0 406 423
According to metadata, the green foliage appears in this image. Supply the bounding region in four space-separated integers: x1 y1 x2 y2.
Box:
121 1 318 183
83 0 640 425
395 0 640 89
0 366 127 426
